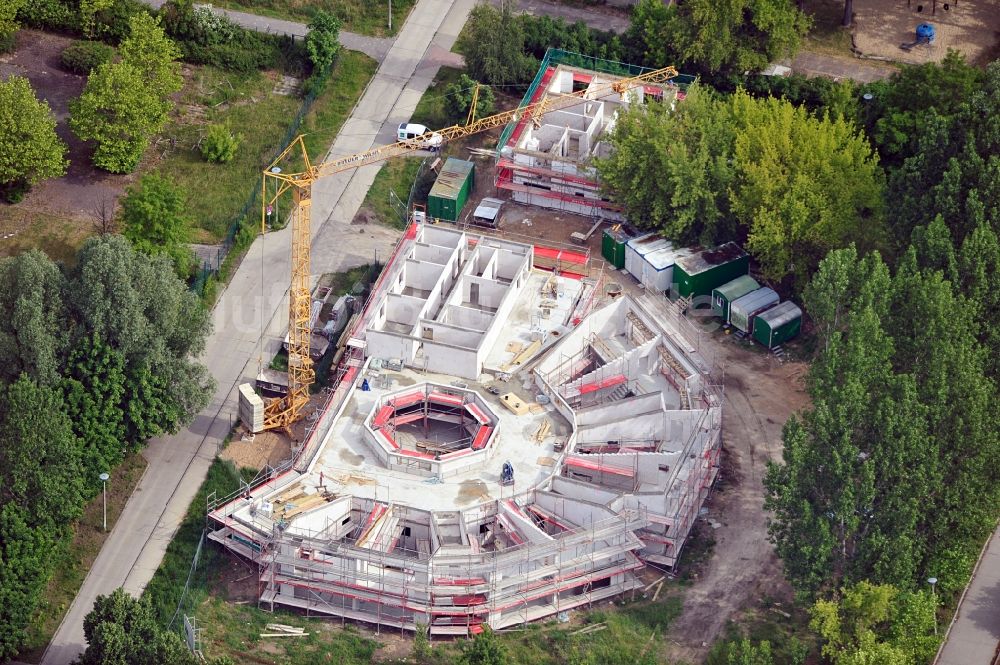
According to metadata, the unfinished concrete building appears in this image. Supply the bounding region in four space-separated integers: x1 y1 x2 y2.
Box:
496 54 681 220
209 225 720 636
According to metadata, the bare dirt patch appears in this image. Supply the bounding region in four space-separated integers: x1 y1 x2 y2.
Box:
0 30 133 243
221 430 293 471
852 0 1000 65
660 324 811 662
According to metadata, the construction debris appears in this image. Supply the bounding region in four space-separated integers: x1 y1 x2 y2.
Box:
571 623 608 636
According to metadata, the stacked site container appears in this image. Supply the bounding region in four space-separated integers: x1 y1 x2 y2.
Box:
711 275 760 323
427 158 475 222
671 243 749 300
602 226 633 269
729 287 779 334
639 245 693 294
624 233 667 280
752 301 802 348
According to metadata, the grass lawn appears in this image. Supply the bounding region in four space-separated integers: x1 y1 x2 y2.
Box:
410 66 464 129
208 0 415 37
155 51 377 243
0 209 93 265
359 157 423 229
705 597 816 665
18 453 148 663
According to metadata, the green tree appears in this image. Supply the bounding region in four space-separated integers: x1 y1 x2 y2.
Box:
0 503 55 661
0 76 67 201
624 0 675 67
62 334 128 483
70 61 170 173
305 9 341 75
0 376 84 528
445 74 495 124
121 173 194 275
767 242 999 597
80 588 197 665
729 91 884 289
459 2 534 86
886 251 999 592
80 0 114 37
726 638 774 665
118 12 182 97
810 581 937 665
957 222 1000 379
0 250 67 385
597 84 737 245
598 89 884 291
663 0 810 74
459 627 509 665
0 0 25 42
0 376 84 660
66 235 213 445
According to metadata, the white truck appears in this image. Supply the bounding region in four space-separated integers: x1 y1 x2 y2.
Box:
397 123 443 151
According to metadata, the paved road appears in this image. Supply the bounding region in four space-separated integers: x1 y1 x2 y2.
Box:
40 1 474 663
141 0 394 61
936 526 1000 665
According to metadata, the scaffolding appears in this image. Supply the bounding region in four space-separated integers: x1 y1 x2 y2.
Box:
210 497 647 637
207 232 723 639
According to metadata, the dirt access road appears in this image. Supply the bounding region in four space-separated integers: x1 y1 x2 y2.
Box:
663 323 810 661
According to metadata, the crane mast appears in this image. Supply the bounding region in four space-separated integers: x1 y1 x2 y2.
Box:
258 64 679 431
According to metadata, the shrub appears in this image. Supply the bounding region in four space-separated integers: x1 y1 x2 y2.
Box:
90 0 150 43
60 40 116 74
445 74 495 124
200 123 241 163
16 0 79 33
0 179 30 203
0 31 15 53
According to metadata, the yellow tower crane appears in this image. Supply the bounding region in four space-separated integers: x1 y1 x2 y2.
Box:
258 64 679 431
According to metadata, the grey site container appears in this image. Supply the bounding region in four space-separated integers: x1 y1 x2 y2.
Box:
729 287 779 333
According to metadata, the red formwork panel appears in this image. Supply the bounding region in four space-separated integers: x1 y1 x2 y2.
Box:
564 455 635 477
389 391 424 409
373 405 394 428
578 374 626 395
471 426 493 451
428 391 464 407
466 403 490 425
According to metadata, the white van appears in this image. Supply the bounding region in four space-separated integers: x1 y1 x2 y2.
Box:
397 123 443 151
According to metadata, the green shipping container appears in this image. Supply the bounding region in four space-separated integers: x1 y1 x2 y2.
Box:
752 301 802 349
711 274 760 323
427 158 475 222
601 227 631 269
671 242 749 301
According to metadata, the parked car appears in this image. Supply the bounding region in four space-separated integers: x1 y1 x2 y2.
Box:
397 123 442 151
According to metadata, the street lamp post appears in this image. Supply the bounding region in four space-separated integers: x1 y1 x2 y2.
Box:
99 472 110 532
928 576 938 635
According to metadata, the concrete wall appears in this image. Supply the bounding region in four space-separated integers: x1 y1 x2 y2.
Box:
575 393 665 427
366 330 417 364
403 259 444 292
441 304 493 331
413 242 453 265
385 293 424 327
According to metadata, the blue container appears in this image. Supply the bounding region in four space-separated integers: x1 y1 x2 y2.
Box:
917 23 936 43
